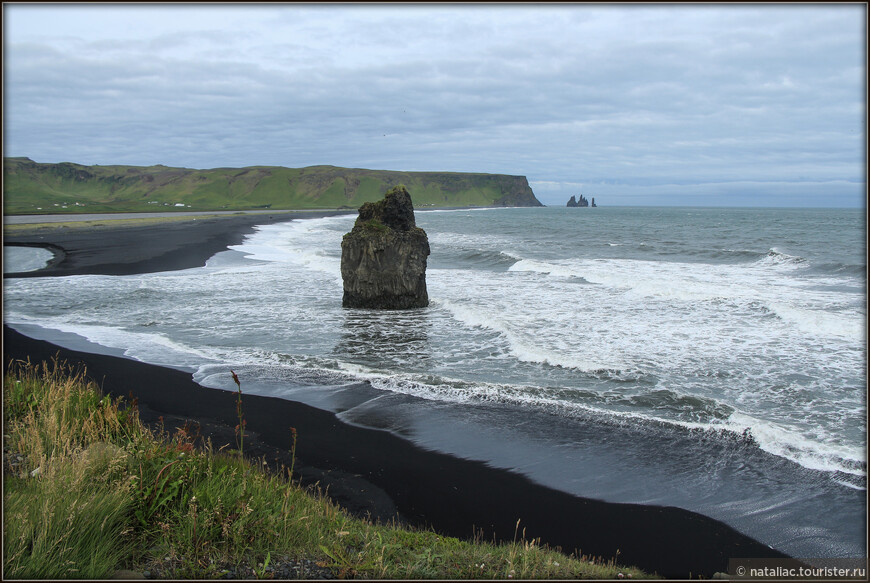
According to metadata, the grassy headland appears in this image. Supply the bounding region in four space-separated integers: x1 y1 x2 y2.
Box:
3 357 649 579
3 158 543 215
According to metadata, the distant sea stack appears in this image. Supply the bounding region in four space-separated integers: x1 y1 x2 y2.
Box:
567 194 595 207
340 185 430 309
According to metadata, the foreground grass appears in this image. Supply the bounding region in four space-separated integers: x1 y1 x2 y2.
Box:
3 358 652 579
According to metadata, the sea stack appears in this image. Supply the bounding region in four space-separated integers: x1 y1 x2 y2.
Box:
340 185 430 309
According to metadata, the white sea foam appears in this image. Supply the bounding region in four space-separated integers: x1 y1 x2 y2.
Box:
435 297 626 372
228 217 349 275
726 412 867 477
766 302 865 341
5 316 219 370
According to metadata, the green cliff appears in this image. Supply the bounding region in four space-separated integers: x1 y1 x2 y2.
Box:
3 158 543 214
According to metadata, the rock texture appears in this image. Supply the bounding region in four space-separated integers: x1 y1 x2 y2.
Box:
341 186 430 309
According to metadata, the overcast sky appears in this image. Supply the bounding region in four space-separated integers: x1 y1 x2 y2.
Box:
3 3 866 207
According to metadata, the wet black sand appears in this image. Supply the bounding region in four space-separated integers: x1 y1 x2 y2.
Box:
2 213 789 578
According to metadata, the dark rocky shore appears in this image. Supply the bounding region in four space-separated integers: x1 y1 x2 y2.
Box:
2 213 788 578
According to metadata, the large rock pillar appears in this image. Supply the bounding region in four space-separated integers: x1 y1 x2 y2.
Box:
340 185 430 309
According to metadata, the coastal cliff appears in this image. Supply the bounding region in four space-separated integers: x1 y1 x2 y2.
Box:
3 157 543 214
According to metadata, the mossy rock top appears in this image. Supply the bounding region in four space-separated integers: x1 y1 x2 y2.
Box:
354 185 416 232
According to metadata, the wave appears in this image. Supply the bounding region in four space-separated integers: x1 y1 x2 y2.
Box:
726 412 867 479
447 248 520 270
355 369 867 479
192 352 867 480
679 248 863 280
808 262 867 278
716 248 770 261
427 231 522 271
753 247 807 268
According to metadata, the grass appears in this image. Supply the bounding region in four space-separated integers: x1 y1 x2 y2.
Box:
3 357 653 579
3 158 541 215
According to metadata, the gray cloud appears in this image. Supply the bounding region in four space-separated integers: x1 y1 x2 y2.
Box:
3 4 864 206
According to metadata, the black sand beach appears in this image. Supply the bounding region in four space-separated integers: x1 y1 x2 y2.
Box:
3 211 352 277
3 213 789 578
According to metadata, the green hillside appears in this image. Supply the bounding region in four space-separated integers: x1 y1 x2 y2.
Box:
3 158 543 215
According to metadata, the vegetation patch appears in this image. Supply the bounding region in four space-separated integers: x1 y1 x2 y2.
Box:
362 219 389 233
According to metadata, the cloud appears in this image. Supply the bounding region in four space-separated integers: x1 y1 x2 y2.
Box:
3 3 865 206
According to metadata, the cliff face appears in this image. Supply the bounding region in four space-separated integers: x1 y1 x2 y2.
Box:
3 158 544 214
489 175 543 207
340 185 430 309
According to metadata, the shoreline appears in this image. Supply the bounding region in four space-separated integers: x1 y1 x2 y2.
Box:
1 212 789 578
3 210 353 278
3 326 787 578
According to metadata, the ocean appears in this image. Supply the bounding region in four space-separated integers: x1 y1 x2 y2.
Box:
3 206 866 560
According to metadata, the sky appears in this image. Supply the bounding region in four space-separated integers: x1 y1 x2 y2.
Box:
2 3 866 207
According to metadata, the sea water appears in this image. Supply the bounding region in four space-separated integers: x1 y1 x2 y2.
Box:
3 206 866 559
3 246 55 273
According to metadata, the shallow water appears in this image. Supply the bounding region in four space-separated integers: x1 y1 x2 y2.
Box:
3 246 55 273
